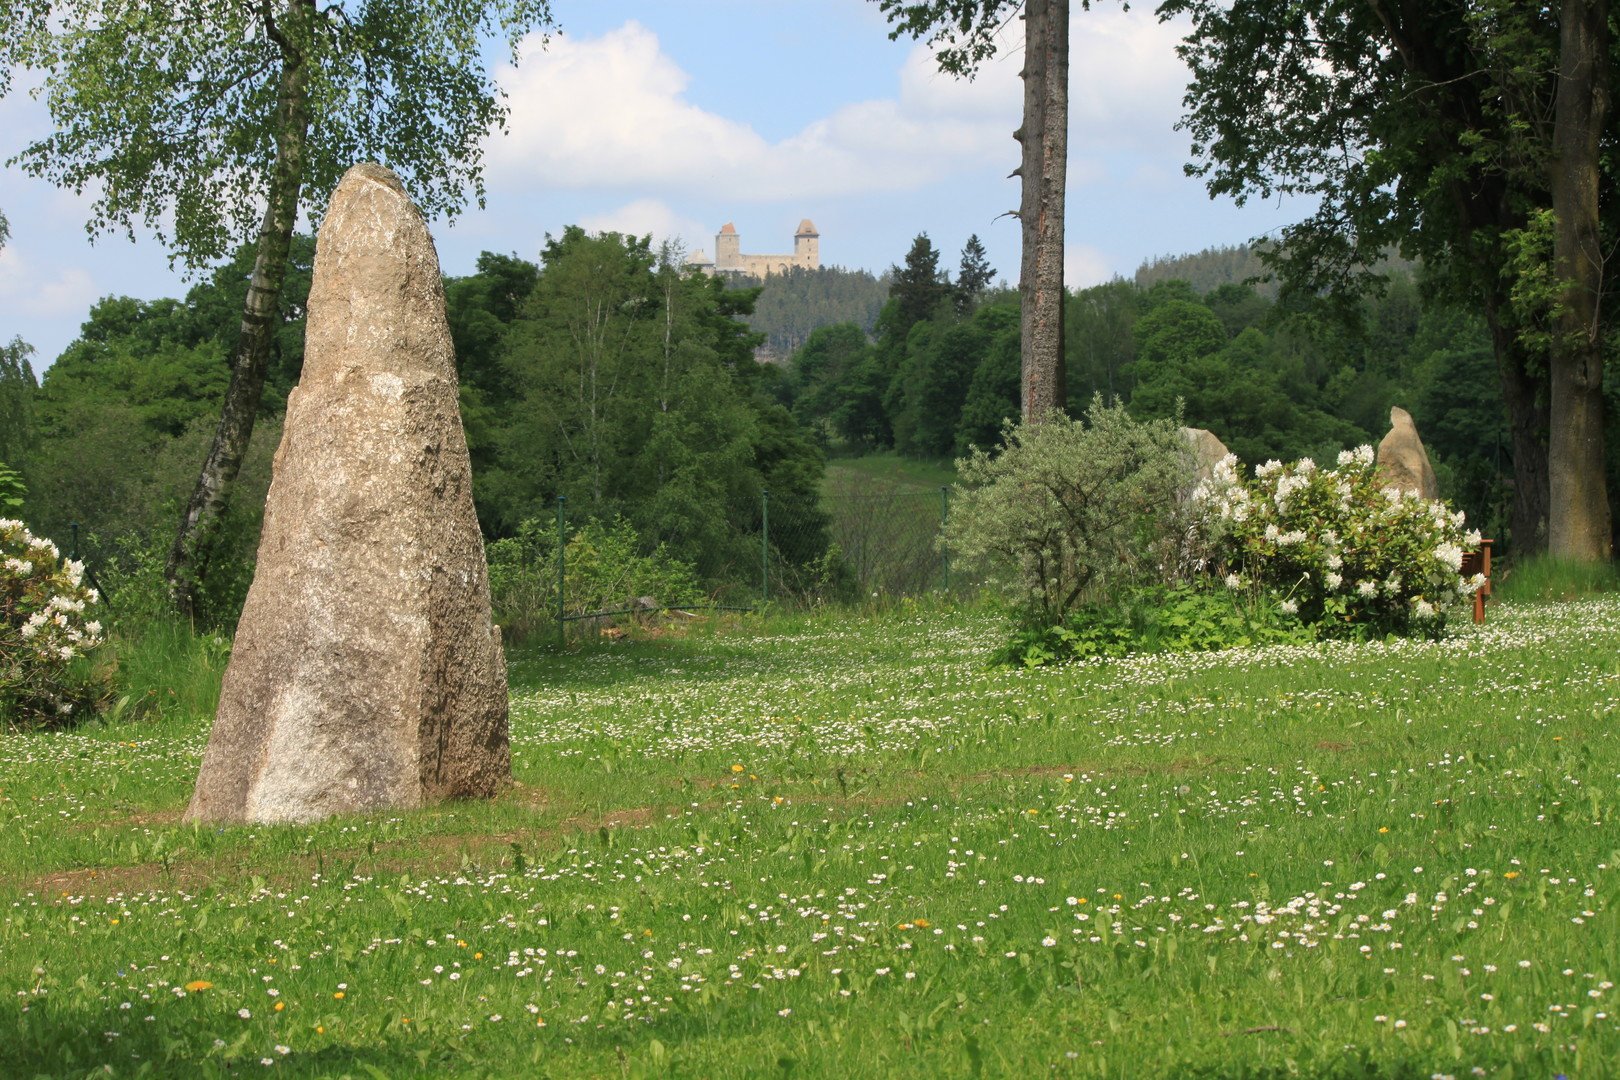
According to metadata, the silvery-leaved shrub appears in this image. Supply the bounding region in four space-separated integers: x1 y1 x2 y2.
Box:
1193 446 1484 637
1 517 106 727
941 400 1194 623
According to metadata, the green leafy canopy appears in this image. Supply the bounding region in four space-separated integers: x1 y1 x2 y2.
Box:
1 0 555 269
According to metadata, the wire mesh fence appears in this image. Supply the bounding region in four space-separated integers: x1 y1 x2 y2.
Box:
52 480 960 644
508 482 956 644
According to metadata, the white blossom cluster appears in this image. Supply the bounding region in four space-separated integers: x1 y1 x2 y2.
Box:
1191 449 1480 635
2 517 105 720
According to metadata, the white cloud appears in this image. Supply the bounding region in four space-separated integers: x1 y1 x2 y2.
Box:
485 21 1014 202
576 198 711 252
0 246 98 318
1064 243 1112 289
1068 9 1195 150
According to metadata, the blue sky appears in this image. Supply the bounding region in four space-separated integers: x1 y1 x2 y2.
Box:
0 0 1309 372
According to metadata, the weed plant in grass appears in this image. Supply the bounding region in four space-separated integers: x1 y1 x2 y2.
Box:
100 618 232 723
1 599 1618 1077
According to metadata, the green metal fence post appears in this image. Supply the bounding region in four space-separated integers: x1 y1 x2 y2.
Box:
555 495 566 649
939 486 950 593
760 489 770 604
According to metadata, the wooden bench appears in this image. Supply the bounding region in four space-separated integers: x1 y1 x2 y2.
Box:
1460 539 1493 623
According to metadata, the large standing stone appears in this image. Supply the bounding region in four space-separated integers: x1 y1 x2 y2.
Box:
185 163 509 825
1375 406 1439 500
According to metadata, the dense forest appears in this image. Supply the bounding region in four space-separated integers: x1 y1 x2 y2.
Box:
0 230 828 625
783 235 1619 551
3 230 1616 628
732 265 891 361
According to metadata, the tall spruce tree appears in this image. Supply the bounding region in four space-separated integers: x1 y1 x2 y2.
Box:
955 234 997 314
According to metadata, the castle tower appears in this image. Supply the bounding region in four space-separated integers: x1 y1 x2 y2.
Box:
794 219 820 269
715 222 742 271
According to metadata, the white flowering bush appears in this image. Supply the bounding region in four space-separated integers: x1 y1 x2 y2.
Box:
1 518 107 727
1193 446 1485 638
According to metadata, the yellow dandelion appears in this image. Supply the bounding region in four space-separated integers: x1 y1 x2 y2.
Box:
316 1025 325 1035
274 1001 285 1012
1379 826 1390 834
1505 871 1521 879
731 764 745 774
473 952 483 960
914 918 930 928
184 980 213 992
333 991 345 1000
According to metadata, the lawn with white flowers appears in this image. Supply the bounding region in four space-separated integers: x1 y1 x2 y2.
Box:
3 598 1618 1078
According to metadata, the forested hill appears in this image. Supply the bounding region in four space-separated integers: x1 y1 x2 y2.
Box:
1135 243 1420 297
1135 244 1273 296
728 266 889 361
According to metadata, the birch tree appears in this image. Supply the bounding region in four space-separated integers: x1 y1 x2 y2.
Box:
1 0 557 613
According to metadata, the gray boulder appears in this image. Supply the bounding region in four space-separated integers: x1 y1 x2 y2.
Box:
185 163 509 825
1375 406 1439 500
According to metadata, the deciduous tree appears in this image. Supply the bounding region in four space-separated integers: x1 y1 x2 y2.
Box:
1165 0 1612 558
1 0 558 614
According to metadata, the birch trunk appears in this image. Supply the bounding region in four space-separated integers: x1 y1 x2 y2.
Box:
165 23 313 617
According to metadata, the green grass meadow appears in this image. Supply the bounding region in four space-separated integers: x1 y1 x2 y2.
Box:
3 597 1619 1077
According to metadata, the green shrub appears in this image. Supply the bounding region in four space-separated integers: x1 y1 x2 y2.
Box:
1 516 109 727
487 517 704 642
991 584 1313 667
941 400 1195 624
1193 446 1482 638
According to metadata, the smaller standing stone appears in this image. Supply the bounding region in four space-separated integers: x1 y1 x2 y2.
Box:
1375 406 1439 499
1180 426 1231 486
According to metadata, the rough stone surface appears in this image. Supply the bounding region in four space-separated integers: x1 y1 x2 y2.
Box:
185 163 509 825
1375 406 1440 500
1180 426 1231 485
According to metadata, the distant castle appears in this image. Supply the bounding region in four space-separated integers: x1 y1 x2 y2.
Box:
688 219 819 278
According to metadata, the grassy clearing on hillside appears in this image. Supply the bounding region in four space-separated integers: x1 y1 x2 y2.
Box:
3 599 1619 1078
822 452 956 493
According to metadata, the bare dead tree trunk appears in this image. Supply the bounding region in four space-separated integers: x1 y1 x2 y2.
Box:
1017 0 1068 421
1548 0 1612 560
165 17 312 618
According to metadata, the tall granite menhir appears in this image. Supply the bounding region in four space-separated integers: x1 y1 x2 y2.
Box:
186 163 509 824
